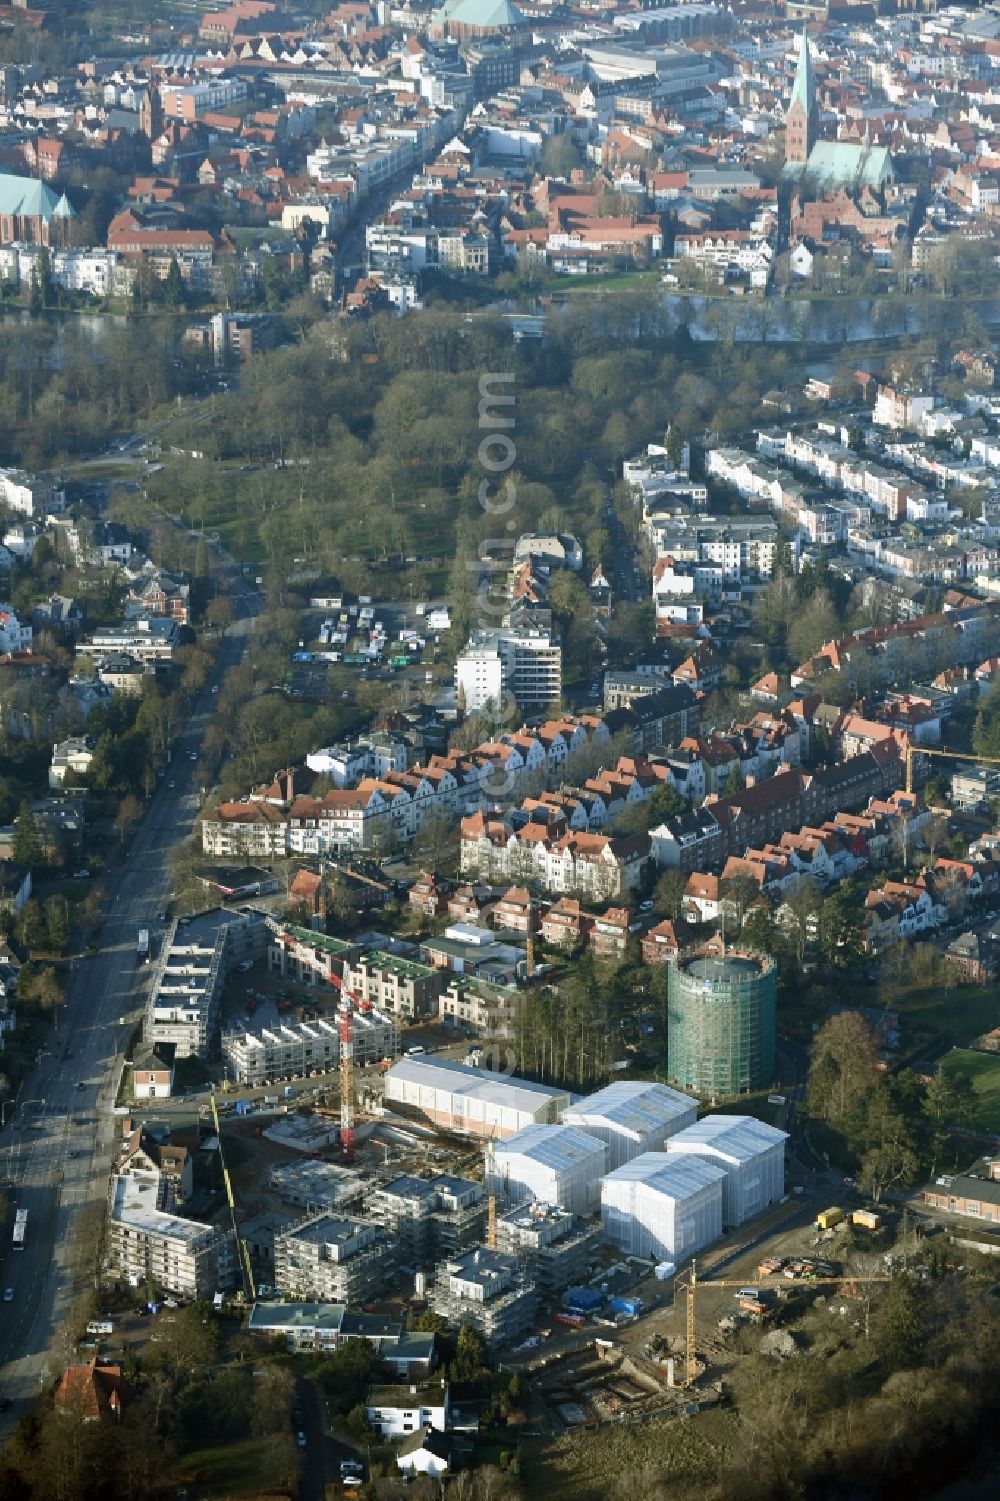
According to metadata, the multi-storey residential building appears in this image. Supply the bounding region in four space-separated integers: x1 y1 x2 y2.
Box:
274 1214 394 1304
461 809 651 899
107 1172 235 1299
367 1175 486 1261
341 952 444 1020
266 923 359 985
222 1009 398 1085
76 619 180 664
438 974 518 1040
455 628 562 713
144 908 268 1059
0 605 31 655
429 1246 537 1349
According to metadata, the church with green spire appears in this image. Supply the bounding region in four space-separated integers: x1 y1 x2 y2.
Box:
783 31 893 190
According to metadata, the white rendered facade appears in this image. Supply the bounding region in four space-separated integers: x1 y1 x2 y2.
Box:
666 1114 787 1227
560 1081 698 1171
486 1124 607 1217
600 1152 725 1261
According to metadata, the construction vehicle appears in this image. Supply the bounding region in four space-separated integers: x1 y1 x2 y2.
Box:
677 1260 893 1388
208 1090 255 1301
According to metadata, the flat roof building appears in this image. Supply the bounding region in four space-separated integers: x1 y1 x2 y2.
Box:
486 1124 607 1217
246 1302 436 1374
600 1152 725 1263
107 1171 234 1300
667 1114 787 1228
144 907 268 1059
429 1246 537 1349
222 1008 398 1085
495 1202 601 1297
561 1081 698 1171
275 1214 395 1305
269 1159 366 1215
384 1056 573 1140
367 1174 485 1262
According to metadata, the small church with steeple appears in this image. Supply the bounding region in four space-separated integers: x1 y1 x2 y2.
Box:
783 31 893 190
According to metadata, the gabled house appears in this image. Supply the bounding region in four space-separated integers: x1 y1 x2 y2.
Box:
409 872 446 918
589 906 632 959
642 918 682 965
541 897 590 951
683 872 721 924
55 1360 131 1422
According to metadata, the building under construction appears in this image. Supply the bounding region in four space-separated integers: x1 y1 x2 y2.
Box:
366 1174 486 1262
274 1213 395 1305
667 950 776 1096
495 1202 601 1298
429 1246 538 1349
222 1008 397 1085
269 1159 366 1216
266 921 359 984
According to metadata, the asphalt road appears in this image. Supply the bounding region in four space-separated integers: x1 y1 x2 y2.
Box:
0 566 261 1429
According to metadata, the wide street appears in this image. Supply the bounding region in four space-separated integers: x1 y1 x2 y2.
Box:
0 566 261 1430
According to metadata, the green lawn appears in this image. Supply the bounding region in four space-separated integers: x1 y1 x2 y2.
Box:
892 985 1000 1052
941 1049 1000 1134
173 1435 293 1498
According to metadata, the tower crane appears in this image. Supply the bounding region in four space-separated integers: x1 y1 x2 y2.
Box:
676 1261 894 1388
904 741 1000 796
325 965 375 1165
208 1089 256 1302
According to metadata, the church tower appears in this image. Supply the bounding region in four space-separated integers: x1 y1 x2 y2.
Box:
785 30 816 168
139 85 162 143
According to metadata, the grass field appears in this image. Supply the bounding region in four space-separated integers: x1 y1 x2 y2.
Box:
173 1436 292 1498
893 984 999 1052
523 1408 734 1501
941 1049 1000 1134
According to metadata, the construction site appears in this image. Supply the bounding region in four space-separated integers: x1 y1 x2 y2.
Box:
190 921 920 1484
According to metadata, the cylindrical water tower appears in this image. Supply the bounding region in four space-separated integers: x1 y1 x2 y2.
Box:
667 950 776 1097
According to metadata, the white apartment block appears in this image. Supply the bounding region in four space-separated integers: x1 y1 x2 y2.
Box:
107 1171 235 1299
144 908 269 1059
222 1010 398 1086
0 604 32 654
456 628 562 713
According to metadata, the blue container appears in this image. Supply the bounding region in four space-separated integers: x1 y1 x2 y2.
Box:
563 1286 603 1313
609 1295 644 1317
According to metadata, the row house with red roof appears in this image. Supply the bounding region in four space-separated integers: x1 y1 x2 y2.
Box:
202 716 614 858
460 806 651 902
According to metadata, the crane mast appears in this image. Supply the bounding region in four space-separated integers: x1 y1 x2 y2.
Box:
338 985 356 1164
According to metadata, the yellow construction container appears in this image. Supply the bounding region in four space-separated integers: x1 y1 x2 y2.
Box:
851 1209 881 1231
816 1206 844 1231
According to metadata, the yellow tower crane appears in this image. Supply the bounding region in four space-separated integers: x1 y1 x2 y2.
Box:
676 1262 894 1388
209 1089 256 1302
904 741 1000 796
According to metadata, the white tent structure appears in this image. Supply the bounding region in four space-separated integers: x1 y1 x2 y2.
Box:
600 1153 725 1262
667 1114 787 1227
561 1081 697 1170
486 1124 607 1217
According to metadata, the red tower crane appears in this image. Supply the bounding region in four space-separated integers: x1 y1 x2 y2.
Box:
326 963 372 1166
